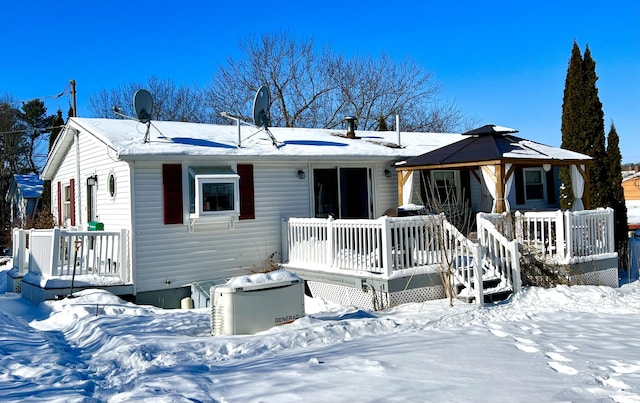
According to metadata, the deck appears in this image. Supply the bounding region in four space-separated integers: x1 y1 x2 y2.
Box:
9 228 133 304
281 208 618 309
7 208 618 308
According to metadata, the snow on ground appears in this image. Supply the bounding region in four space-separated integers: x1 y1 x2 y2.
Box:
1 260 640 402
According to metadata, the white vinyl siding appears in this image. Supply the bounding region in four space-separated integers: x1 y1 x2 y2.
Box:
132 161 312 293
131 159 396 293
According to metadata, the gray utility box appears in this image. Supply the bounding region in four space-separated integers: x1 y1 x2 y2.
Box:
210 276 305 336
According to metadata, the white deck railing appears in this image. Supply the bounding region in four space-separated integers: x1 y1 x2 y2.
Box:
17 228 130 283
283 214 478 283
479 208 615 264
477 213 522 295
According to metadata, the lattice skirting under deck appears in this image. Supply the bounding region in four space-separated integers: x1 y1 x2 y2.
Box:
307 281 445 311
569 267 619 288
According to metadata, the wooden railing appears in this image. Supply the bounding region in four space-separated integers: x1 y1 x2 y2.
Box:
19 228 130 282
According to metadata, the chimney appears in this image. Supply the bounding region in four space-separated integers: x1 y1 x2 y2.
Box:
345 116 357 138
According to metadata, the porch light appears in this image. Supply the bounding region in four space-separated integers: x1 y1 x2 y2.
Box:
384 168 392 178
543 164 551 172
297 169 306 180
87 175 98 186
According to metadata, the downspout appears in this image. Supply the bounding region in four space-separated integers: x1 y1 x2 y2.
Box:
74 128 83 227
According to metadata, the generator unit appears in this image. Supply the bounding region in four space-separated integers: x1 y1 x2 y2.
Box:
210 271 305 336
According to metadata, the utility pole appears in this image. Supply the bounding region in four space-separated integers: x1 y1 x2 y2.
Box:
69 79 77 117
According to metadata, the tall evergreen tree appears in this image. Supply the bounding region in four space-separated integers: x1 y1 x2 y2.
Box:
18 99 54 174
581 46 607 208
377 115 388 131
559 42 608 210
42 109 65 214
606 123 628 267
559 41 584 209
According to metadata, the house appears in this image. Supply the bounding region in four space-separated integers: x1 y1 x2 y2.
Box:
31 117 468 307
6 174 44 227
14 118 616 309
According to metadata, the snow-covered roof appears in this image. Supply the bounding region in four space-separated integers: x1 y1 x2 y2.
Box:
399 130 591 168
628 200 640 225
623 171 640 183
11 174 44 199
65 117 465 161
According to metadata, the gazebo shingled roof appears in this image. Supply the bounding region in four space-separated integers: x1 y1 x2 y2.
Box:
395 124 593 212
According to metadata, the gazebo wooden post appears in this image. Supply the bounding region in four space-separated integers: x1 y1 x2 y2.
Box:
495 163 505 213
397 170 414 206
397 171 404 206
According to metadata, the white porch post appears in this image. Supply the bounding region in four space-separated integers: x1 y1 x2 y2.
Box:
473 243 484 305
606 207 615 254
381 216 393 277
119 228 128 283
326 216 335 268
510 240 522 293
555 210 566 261
50 228 61 277
281 218 289 263
563 210 573 263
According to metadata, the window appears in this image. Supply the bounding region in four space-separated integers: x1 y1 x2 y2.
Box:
313 167 371 219
63 185 71 223
430 170 460 204
108 172 116 199
524 168 544 200
189 167 240 218
163 164 254 225
62 178 76 226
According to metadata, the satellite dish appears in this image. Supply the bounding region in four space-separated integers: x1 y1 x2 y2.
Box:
252 85 270 128
133 89 154 124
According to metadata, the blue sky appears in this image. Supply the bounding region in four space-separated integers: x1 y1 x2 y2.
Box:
3 0 638 163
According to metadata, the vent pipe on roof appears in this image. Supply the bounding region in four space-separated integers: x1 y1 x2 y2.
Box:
396 114 401 147
345 116 357 138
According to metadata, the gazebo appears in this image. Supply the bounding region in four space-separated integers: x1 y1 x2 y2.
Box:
395 124 593 213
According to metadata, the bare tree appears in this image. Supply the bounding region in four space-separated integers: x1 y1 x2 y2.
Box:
88 77 210 122
207 32 467 132
419 172 474 306
207 32 337 128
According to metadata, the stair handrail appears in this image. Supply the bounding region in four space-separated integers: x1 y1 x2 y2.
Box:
477 212 522 295
441 216 483 304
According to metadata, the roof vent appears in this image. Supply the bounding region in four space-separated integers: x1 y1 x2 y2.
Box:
345 116 358 139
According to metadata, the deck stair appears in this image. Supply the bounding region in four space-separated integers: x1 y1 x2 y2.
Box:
448 214 521 304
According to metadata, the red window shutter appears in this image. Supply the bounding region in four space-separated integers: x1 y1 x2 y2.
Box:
163 164 184 224
238 164 255 220
70 178 76 226
57 181 62 226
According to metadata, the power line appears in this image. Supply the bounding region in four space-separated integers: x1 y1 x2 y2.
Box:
0 124 66 136
10 81 75 106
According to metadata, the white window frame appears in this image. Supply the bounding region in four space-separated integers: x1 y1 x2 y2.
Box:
63 184 71 223
523 168 545 201
430 170 461 204
189 168 240 220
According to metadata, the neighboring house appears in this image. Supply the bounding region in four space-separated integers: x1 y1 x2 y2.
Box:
25 118 612 308
622 170 640 283
622 171 640 202
6 174 44 227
